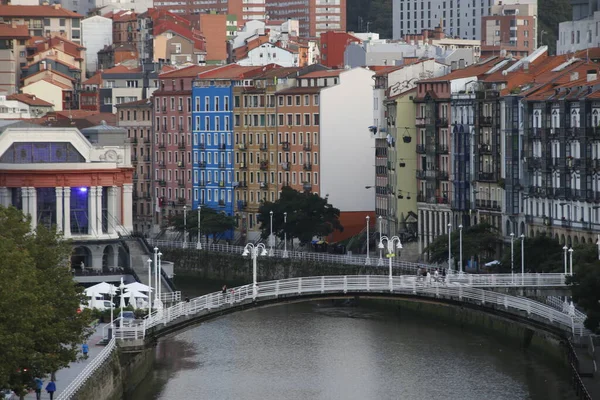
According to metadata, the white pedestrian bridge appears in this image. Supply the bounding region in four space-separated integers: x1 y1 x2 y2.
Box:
113 273 583 342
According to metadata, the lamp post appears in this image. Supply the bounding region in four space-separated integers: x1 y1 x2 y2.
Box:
563 245 568 275
196 206 202 250
242 242 268 299
510 233 515 281
269 210 274 256
520 234 525 284
283 212 288 258
153 247 158 304
119 277 125 319
183 205 187 249
108 285 115 334
569 247 574 276
447 223 452 274
146 258 152 315
365 215 371 265
378 216 383 266
156 251 163 309
379 235 403 292
458 224 463 275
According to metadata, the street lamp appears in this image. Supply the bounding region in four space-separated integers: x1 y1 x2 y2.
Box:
458 224 463 274
183 205 187 249
569 247 574 276
379 235 403 292
196 206 202 250
146 258 152 315
155 251 163 310
108 285 116 334
365 215 371 265
283 212 288 258
119 277 125 319
563 245 568 275
242 242 268 299
520 234 525 283
378 216 383 266
447 223 452 273
153 247 158 304
269 210 274 256
510 233 515 280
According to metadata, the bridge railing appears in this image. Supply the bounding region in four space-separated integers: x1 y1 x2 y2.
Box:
55 337 117 400
121 275 584 341
148 239 435 273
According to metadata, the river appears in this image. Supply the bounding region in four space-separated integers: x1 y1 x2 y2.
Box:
129 297 576 400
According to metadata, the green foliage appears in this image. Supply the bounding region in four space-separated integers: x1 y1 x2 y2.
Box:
538 0 572 55
0 206 92 395
566 243 600 333
498 234 564 273
169 206 236 243
257 186 343 245
424 223 502 266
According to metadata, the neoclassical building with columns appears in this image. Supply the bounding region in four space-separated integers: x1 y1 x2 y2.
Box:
0 121 134 270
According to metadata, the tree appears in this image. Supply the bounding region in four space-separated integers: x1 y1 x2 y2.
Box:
424 223 502 267
169 206 236 243
0 206 92 398
257 187 343 245
566 242 600 333
497 234 564 273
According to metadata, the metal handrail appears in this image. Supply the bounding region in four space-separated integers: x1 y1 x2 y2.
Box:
56 337 117 400
119 275 584 341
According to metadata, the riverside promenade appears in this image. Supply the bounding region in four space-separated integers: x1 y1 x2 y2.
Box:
24 325 104 400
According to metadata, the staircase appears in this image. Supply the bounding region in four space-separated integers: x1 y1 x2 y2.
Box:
123 237 173 294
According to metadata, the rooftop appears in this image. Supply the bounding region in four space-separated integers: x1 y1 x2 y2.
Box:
114 98 152 107
159 65 217 78
6 93 53 107
300 70 343 79
0 23 29 38
0 4 83 18
196 64 274 80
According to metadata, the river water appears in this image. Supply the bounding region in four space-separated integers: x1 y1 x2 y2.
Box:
130 299 576 400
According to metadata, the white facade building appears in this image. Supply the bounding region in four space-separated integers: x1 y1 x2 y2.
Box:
237 42 299 67
82 15 113 75
320 67 375 213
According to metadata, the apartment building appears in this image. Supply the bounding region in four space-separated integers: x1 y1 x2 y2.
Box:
0 92 53 118
117 99 154 235
153 65 215 225
265 0 346 37
81 15 113 75
106 9 137 48
152 0 265 25
0 23 29 95
481 0 537 58
0 4 83 44
233 67 300 239
99 64 160 114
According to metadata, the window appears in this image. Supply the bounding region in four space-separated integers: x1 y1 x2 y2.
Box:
313 114 320 125
215 96 220 111
59 18 65 26
224 97 229 111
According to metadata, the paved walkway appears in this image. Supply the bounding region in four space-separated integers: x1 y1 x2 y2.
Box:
24 325 105 400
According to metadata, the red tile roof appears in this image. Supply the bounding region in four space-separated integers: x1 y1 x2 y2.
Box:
83 72 102 85
159 65 217 78
0 23 29 38
101 64 142 74
7 93 53 106
32 78 73 90
0 5 82 18
24 68 77 82
301 69 343 78
197 64 275 79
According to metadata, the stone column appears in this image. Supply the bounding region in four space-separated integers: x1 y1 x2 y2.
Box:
418 210 423 254
112 245 119 268
428 210 433 248
56 187 64 234
21 187 29 216
122 184 133 233
96 186 103 235
29 187 37 230
107 186 117 234
0 187 9 207
88 186 97 235
63 187 71 238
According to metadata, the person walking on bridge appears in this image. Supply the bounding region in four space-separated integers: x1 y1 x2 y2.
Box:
45 380 56 400
34 377 43 400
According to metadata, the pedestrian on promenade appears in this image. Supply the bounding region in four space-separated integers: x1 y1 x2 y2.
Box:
34 377 43 400
45 380 56 400
82 343 89 359
221 284 227 295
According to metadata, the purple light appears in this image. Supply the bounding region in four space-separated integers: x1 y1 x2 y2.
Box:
78 187 88 193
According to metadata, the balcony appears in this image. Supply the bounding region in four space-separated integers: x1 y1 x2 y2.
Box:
566 157 581 170
587 127 600 138
436 144 449 154
303 143 312 151
260 182 268 189
475 199 501 211
436 118 449 127
158 160 166 168
159 180 166 187
281 162 290 171
416 144 426 154
259 143 268 151
281 142 290 151
566 127 581 138
437 171 449 180
177 161 185 168
131 138 138 144
220 144 226 150
415 117 430 126
143 192 152 200
239 162 247 169
237 200 247 210
528 157 542 168
158 142 166 149
178 141 186 150
479 144 492 154
162 106 166 112
177 197 186 205
480 116 492 126
530 127 542 138
416 170 427 179
218 162 226 169
303 163 312 171
219 181 225 187
260 161 269 170
199 161 206 168
478 172 495 182
178 106 183 113
238 180 247 188
178 125 184 132
218 199 226 207
199 180 206 187
199 143 205 149
143 138 151 144
302 182 312 191
178 180 186 188
238 142 247 151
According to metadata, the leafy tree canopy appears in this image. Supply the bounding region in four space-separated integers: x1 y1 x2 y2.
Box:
257 187 343 245
169 206 236 243
424 223 502 266
497 234 564 273
566 242 600 333
0 206 92 398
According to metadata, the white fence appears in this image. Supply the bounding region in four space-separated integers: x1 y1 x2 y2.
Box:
117 275 585 341
56 337 117 400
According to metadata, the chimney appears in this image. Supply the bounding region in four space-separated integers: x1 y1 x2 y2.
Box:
587 69 598 82
53 3 61 9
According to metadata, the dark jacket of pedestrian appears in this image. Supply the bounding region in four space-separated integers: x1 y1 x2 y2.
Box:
46 381 56 400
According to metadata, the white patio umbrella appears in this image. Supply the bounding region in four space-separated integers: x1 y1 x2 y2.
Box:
124 282 153 293
89 295 98 309
86 282 118 296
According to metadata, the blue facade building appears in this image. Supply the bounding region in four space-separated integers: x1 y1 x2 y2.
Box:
192 70 236 238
